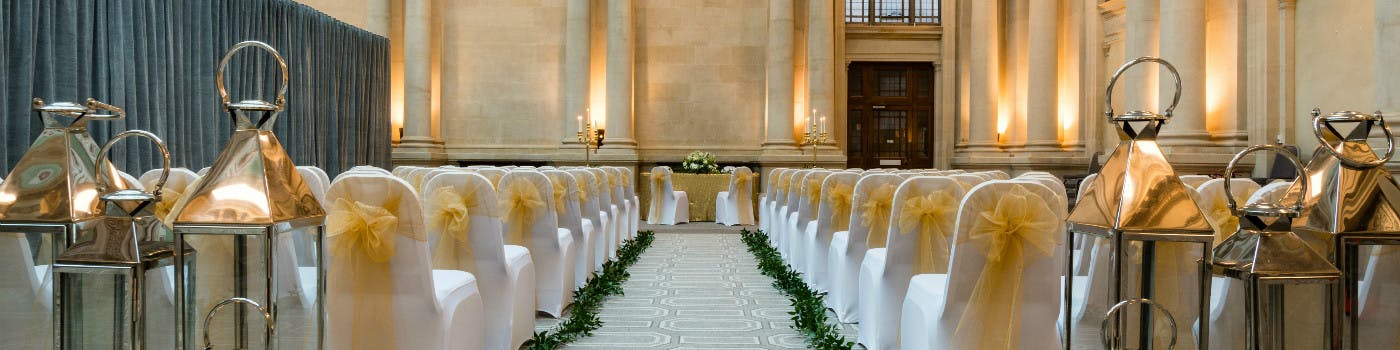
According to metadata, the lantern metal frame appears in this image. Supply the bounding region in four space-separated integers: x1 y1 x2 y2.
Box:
52 130 194 350
1287 109 1400 349
1064 57 1214 350
1212 144 1339 350
0 98 128 349
170 41 325 350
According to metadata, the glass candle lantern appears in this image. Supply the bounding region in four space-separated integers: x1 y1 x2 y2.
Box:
1065 57 1214 350
1211 144 1339 350
0 98 127 350
53 130 195 350
169 41 325 350
1285 109 1400 349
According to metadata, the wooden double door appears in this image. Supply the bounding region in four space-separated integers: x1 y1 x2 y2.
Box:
846 62 936 169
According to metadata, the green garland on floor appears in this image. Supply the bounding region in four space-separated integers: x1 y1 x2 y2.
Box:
525 230 656 350
740 229 855 350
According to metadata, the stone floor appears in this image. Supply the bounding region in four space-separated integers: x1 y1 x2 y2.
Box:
535 222 860 349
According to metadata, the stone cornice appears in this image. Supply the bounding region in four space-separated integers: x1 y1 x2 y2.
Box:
844 24 942 40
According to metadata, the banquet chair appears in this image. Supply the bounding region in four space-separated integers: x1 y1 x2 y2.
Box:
1179 174 1212 190
1071 173 1099 275
297 166 332 199
802 172 858 292
1195 178 1263 245
948 173 988 192
324 173 484 350
422 172 537 350
475 168 507 188
763 168 793 235
544 170 595 289
646 166 689 225
613 167 641 238
770 169 800 254
603 167 632 240
826 173 902 323
789 170 831 276
117 171 144 191
568 169 609 271
715 166 756 226
777 169 811 258
899 181 1065 350
758 168 785 232
498 171 576 317
585 168 618 259
857 176 965 350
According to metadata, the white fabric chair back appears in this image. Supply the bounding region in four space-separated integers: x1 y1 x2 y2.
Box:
475 168 508 188
324 173 445 350
784 170 811 213
1012 176 1068 218
603 168 627 208
618 167 638 199
498 172 561 249
949 174 988 193
884 176 965 276
795 170 832 225
420 172 506 275
294 167 329 203
764 168 785 199
938 180 1063 349
1179 174 1212 190
849 174 903 249
816 172 860 235
1075 173 1098 204
1195 178 1262 244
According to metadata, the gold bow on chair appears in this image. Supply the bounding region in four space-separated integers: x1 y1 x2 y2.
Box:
778 175 792 195
951 185 1059 349
826 184 854 231
861 184 897 248
552 179 569 216
577 180 591 203
735 172 752 190
500 180 544 247
897 191 957 274
1203 190 1239 245
327 197 414 350
805 178 823 209
651 171 666 194
154 184 186 227
429 189 479 271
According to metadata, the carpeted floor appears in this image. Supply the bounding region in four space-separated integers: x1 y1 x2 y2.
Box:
535 222 860 349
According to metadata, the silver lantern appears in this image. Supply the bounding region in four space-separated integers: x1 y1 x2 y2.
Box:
1065 57 1214 350
53 130 196 350
1286 109 1400 349
0 98 128 350
1212 144 1339 350
169 41 325 350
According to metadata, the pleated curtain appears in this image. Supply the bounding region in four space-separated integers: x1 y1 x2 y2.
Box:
0 0 391 176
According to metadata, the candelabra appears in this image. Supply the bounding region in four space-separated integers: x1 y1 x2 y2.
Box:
578 122 605 166
802 130 829 168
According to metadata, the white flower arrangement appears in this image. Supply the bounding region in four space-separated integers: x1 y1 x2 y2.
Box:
680 151 720 174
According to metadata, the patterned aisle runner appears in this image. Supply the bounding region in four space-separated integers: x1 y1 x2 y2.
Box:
537 223 858 349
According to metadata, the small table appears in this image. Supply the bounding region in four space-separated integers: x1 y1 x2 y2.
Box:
638 173 756 222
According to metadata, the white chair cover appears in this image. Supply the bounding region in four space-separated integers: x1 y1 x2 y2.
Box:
422 172 537 350
475 168 508 188
763 169 793 238
498 171 576 317
1179 174 1212 190
857 176 965 350
777 169 811 258
789 170 831 275
1195 178 1262 245
645 166 689 225
826 174 902 323
900 181 1064 350
603 167 632 241
568 169 609 271
619 167 640 240
715 167 756 226
325 173 484 350
803 172 858 293
544 170 595 289
758 168 785 232
587 168 620 259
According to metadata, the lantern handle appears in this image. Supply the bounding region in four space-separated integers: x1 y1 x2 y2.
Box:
1310 109 1395 168
1104 57 1182 122
215 41 289 113
95 130 172 198
1102 298 1178 350
1223 144 1308 217
200 297 274 350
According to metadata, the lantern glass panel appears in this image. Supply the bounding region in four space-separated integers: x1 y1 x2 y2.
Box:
181 228 320 350
0 231 60 349
59 272 127 349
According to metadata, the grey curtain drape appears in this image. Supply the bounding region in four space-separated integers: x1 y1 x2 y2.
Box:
1 0 390 177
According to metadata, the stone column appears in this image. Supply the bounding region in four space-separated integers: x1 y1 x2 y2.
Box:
394 0 444 162
1026 0 1059 151
1279 0 1296 144
1158 0 1209 143
604 0 636 149
1122 0 1159 114
967 0 999 150
1375 0 1399 114
807 0 835 137
764 0 797 149
563 0 591 144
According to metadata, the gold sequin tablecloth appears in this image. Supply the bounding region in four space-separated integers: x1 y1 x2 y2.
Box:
638 173 756 222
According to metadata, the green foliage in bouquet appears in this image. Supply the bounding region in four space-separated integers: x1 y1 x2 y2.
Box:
679 151 720 174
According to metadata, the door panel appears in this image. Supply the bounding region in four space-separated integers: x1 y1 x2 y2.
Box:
846 62 935 169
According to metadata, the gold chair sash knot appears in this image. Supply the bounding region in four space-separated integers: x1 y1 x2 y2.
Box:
861 184 897 248
327 196 414 350
429 189 478 271
897 191 957 274
827 184 854 231
952 185 1059 349
500 180 544 247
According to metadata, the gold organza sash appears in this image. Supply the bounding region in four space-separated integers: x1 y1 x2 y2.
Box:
805 178 823 210
500 180 544 247
897 191 957 274
429 188 479 271
827 184 854 231
551 179 568 216
651 172 666 197
154 184 185 226
577 180 591 203
1203 190 1238 245
328 197 419 350
951 186 1058 349
735 172 751 190
861 184 897 248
